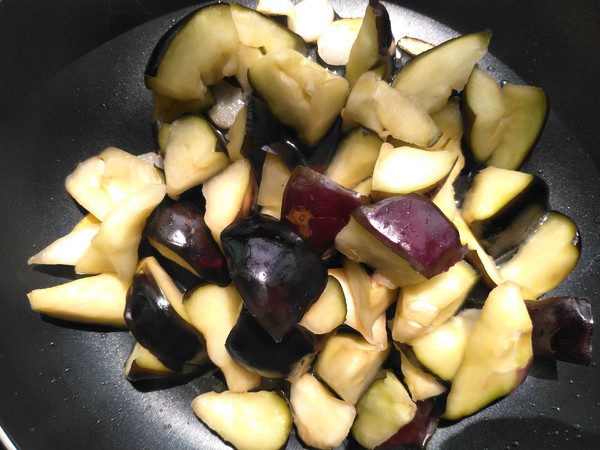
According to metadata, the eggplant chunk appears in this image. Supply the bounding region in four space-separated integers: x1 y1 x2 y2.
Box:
146 4 240 101
526 296 593 365
248 48 349 147
225 309 317 379
184 284 262 392
162 115 230 199
314 332 390 405
392 31 491 113
145 200 230 286
345 0 395 86
444 282 533 420
290 373 356 449
344 71 442 148
498 211 580 300
221 214 328 342
124 257 209 374
65 146 165 222
28 273 128 328
351 370 417 449
461 166 549 259
192 390 292 450
336 194 468 287
464 66 548 170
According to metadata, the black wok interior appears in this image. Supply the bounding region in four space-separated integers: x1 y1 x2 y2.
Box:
0 1 598 449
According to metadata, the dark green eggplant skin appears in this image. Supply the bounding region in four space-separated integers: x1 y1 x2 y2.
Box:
221 214 328 342
240 95 283 184
526 296 593 365
470 175 549 260
144 199 230 286
124 264 209 374
144 6 200 79
226 309 317 378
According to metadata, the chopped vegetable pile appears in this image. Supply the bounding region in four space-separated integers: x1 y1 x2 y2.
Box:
27 1 593 449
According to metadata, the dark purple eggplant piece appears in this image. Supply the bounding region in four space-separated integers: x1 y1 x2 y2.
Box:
221 214 328 342
281 165 370 255
526 296 593 365
375 399 441 450
124 258 209 374
239 95 283 184
226 309 317 378
353 194 469 279
144 200 230 287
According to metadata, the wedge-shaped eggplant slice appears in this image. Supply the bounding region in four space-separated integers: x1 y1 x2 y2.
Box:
392 31 491 113
351 370 417 449
317 17 363 66
399 352 447 401
225 309 317 379
444 282 532 420
65 146 165 221
298 274 347 335
124 256 209 374
248 48 349 147
498 211 580 300
335 194 468 287
256 153 292 219
338 259 397 347
290 373 356 450
371 143 458 200
391 261 479 343
221 214 327 342
28 214 100 266
202 158 256 247
345 0 395 86
461 166 549 258
526 296 593 365
28 273 129 327
229 2 306 53
344 71 442 148
145 4 240 102
76 183 166 281
403 308 481 382
162 114 230 199
144 200 230 287
325 127 383 189
463 66 548 170
184 284 261 392
192 390 292 450
314 332 390 405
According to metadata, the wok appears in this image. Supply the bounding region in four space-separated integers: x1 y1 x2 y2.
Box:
0 0 598 448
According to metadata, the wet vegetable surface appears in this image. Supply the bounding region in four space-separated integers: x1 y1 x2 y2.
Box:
1 1 599 449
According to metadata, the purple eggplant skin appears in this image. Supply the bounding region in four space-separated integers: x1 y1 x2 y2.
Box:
375 398 441 450
526 296 593 365
354 194 469 279
241 95 283 184
124 264 209 374
220 214 328 342
226 309 317 378
144 199 230 287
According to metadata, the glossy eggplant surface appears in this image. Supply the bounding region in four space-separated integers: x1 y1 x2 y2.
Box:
0 1 598 449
